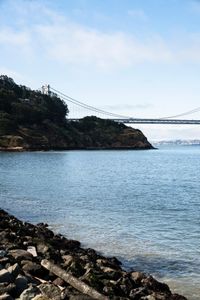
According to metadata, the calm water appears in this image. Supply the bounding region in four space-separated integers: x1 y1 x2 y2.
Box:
0 146 200 299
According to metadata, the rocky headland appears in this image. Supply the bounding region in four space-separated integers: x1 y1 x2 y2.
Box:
0 76 153 151
0 209 187 300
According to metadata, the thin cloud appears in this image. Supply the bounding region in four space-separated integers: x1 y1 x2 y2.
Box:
35 22 173 68
0 1 173 69
0 27 30 46
1 1 200 70
102 104 153 111
128 9 148 21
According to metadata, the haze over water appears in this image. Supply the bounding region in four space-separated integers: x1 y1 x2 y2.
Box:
0 145 200 299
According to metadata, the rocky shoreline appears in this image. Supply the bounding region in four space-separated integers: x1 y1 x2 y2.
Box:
0 209 187 300
0 146 154 152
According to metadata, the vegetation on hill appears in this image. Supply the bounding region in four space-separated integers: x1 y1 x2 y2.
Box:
0 75 68 135
0 75 153 150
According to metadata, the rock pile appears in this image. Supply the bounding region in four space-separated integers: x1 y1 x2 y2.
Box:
0 209 187 299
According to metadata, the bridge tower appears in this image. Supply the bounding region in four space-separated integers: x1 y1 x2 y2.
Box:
41 84 50 95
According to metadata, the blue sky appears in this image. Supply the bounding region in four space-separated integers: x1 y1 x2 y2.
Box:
0 0 200 140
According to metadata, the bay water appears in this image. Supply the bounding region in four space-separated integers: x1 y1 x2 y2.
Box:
0 145 200 299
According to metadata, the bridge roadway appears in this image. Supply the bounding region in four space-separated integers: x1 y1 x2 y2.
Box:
69 118 200 125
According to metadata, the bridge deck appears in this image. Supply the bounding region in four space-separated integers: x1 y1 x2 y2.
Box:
69 118 200 125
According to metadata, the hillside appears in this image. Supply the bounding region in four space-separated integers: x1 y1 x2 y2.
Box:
0 76 153 151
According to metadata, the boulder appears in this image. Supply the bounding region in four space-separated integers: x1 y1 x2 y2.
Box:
143 295 156 300
129 287 147 299
22 261 42 277
19 285 40 300
62 255 73 267
0 259 9 266
36 244 49 255
0 283 16 296
27 246 37 257
0 269 13 284
7 263 21 279
32 296 51 300
142 276 171 294
8 250 32 261
39 283 61 300
15 275 28 296
52 277 65 286
0 294 14 300
0 251 7 258
131 271 146 284
69 296 94 300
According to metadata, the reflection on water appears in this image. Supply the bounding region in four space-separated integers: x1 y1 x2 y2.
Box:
0 146 200 299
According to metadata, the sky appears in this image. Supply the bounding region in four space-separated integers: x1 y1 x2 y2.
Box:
0 0 200 140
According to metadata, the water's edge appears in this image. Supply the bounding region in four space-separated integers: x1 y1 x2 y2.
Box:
0 208 187 300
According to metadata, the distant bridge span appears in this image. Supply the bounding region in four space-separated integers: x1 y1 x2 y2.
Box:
69 118 200 125
41 85 200 125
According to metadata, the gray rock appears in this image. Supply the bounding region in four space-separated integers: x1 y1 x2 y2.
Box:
9 250 32 261
0 282 16 295
129 287 147 299
0 293 14 300
39 283 61 300
0 259 9 266
142 276 170 294
27 246 37 257
36 243 49 255
21 273 40 286
52 277 65 286
20 260 32 266
19 285 40 300
7 263 21 279
0 269 13 283
69 296 93 300
142 296 156 300
0 251 7 258
22 261 41 275
15 275 28 296
131 271 146 283
32 296 50 300
62 255 73 267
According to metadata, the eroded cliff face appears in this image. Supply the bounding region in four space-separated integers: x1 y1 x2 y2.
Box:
110 128 152 149
0 123 153 151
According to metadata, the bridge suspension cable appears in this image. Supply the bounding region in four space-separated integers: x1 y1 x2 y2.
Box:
160 106 200 119
50 86 200 120
50 87 132 119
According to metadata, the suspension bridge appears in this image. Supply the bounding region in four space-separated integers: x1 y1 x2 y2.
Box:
41 85 200 125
